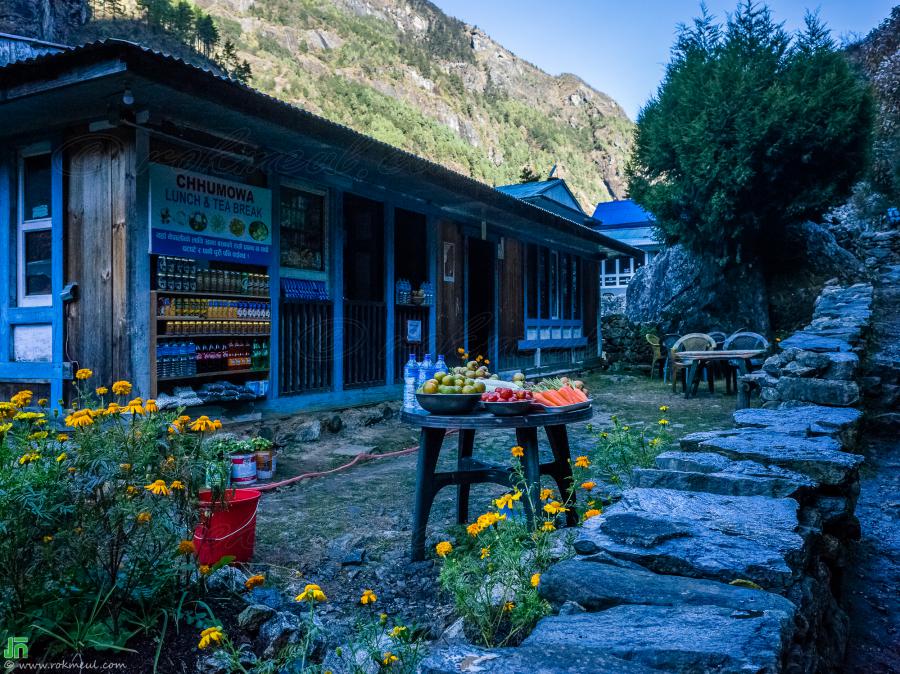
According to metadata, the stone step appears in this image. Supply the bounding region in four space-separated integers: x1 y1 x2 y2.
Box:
522 606 794 674
539 558 797 616
573 488 808 590
634 449 815 498
732 405 861 444
679 430 864 487
420 644 658 674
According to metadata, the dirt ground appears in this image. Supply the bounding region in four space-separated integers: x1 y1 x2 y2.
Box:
242 370 738 641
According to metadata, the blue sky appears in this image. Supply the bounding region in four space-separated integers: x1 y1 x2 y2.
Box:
432 0 896 119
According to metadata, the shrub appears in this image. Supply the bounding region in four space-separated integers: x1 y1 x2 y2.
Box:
588 409 674 485
627 2 874 266
0 374 232 653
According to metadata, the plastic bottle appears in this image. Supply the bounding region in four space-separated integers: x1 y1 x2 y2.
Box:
417 353 433 391
435 354 448 377
403 354 419 410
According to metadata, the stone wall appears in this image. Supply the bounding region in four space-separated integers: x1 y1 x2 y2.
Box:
422 280 874 674
600 314 652 368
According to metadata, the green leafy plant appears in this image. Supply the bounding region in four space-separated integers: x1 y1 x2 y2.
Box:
588 409 674 485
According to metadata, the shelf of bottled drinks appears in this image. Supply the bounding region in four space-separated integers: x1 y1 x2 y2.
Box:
151 256 272 397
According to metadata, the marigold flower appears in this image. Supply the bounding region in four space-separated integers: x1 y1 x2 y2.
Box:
503 601 515 612
67 467 77 474
136 511 152 524
581 481 596 491
126 485 139 497
382 652 399 666
649 437 661 447
199 564 211 576
484 359 489 365
95 387 108 396
476 512 504 529
111 381 132 396
531 573 541 587
120 463 131 472
541 521 556 532
583 508 602 520
389 625 407 638
658 419 669 426
457 347 465 355
623 425 630 432
295 583 327 602
245 574 265 591
574 455 590 468
600 431 609 439
476 355 483 362
11 391 34 408
56 452 67 463
0 402 15 418
145 479 170 496
360 589 377 605
42 535 53 543
144 399 159 413
75 368 93 380
169 480 185 491
28 430 49 441
466 522 482 537
37 398 48 407
435 541 453 557
66 412 94 428
122 398 144 415
198 626 224 650
543 500 567 515
510 445 524 458
18 452 40 465
190 415 218 432
494 491 522 510
177 540 196 555
15 411 45 421
539 488 554 501
659 405 669 412
0 422 12 434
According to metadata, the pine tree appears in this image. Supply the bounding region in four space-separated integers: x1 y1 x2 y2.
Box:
196 14 219 56
519 166 541 183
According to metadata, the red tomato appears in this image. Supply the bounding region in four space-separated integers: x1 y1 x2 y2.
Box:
514 390 526 400
499 389 513 400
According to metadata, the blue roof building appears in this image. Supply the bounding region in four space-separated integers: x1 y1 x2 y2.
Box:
496 179 593 226
591 199 661 297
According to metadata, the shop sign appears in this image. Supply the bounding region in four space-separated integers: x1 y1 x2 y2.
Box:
149 164 272 265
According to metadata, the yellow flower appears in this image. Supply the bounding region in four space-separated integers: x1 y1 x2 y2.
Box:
503 601 515 612
510 445 524 458
11 390 33 408
144 399 158 413
476 355 483 362
541 521 556 532
659 405 669 412
190 416 218 432
0 422 12 434
18 452 40 465
540 488 554 501
95 386 108 396
55 452 67 463
382 652 399 666
480 546 490 559
75 368 93 380
600 432 609 439
457 347 465 355
531 573 541 587
177 540 196 555
65 412 94 428
198 626 224 650
543 501 567 515
0 402 15 418
136 511 152 524
295 583 327 603
494 491 522 510
122 398 144 415
389 625 407 638
126 485 139 496
435 541 453 557
476 512 504 530
484 359 490 365
658 419 669 426
649 437 661 447
360 589 377 605
245 574 266 591
580 481 596 491
466 522 482 537
623 426 630 432
37 398 48 407
169 480 185 491
111 381 132 396
67 467 77 474
199 564 211 576
574 455 590 468
583 508 602 520
42 535 53 543
120 463 131 472
379 613 388 625
27 431 49 441
15 411 45 421
145 479 170 496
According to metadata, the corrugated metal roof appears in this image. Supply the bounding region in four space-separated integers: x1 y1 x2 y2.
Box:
0 39 644 258
495 180 560 198
592 199 654 227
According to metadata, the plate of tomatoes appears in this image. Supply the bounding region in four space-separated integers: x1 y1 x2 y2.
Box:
481 388 535 416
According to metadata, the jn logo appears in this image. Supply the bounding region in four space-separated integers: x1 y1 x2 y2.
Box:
3 636 27 659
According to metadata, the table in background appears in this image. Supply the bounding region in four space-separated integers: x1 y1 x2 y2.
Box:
675 349 765 399
400 406 593 561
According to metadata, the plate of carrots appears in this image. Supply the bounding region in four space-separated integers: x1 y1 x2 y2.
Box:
532 385 591 411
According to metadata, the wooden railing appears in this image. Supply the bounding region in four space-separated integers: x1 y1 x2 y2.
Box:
279 300 333 395
343 301 387 389
394 304 430 381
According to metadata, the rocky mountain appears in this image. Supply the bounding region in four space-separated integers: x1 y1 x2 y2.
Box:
0 0 635 210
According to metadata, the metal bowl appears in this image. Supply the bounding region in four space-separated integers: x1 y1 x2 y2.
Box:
415 393 481 415
483 400 534 416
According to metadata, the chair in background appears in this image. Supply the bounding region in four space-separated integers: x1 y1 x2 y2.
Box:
724 331 771 389
661 333 681 382
670 333 717 393
646 334 664 379
708 331 727 349
706 331 729 387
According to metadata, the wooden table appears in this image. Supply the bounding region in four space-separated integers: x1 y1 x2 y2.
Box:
675 350 765 399
400 406 592 561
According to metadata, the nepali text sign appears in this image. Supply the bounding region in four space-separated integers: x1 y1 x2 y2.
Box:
149 164 272 265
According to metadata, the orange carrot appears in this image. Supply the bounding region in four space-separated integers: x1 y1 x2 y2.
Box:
556 387 575 404
570 387 588 402
533 391 550 405
543 390 566 406
560 386 580 403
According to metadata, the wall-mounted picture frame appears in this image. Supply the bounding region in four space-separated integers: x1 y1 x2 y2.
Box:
406 319 422 343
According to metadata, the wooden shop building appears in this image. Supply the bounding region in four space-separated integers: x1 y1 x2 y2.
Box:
0 35 641 411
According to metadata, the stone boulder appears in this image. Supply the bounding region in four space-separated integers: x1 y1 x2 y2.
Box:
419 644 656 674
625 244 769 335
732 405 861 444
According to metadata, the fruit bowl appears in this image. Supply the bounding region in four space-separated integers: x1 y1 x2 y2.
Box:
483 400 534 416
415 393 481 415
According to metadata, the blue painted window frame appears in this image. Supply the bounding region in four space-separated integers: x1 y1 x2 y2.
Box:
520 243 585 350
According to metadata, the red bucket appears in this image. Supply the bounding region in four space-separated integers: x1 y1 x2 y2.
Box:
193 489 261 565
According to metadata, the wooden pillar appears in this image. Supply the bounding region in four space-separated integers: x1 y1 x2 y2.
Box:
426 212 438 357
129 127 151 398
267 172 281 399
49 139 64 405
331 189 344 392
384 203 396 384
0 150 11 365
